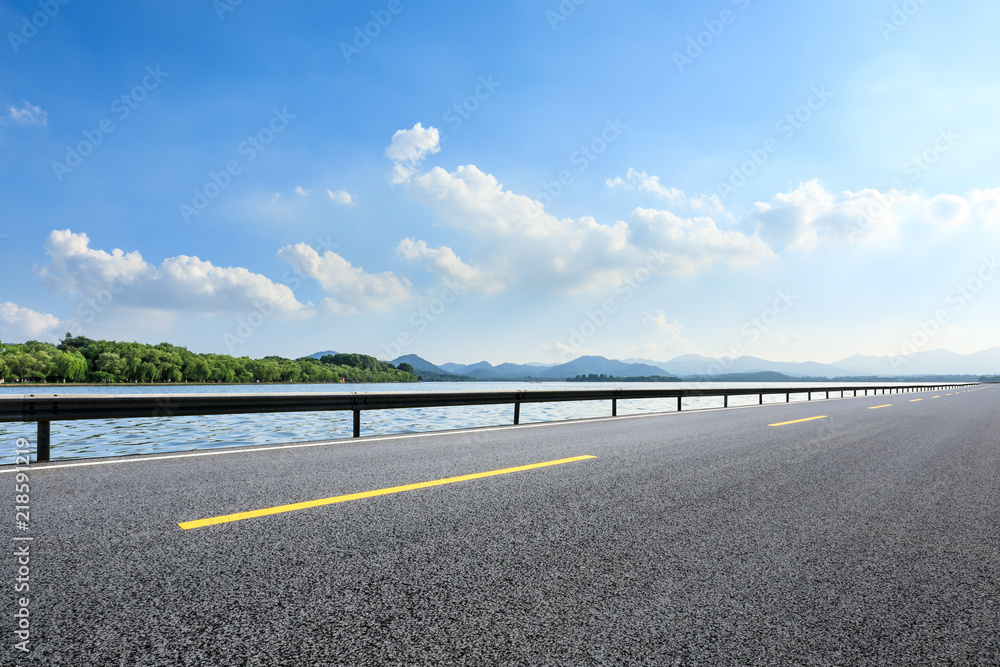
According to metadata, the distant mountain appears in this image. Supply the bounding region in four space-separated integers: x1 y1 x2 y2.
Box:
637 354 852 378
391 354 447 374
425 356 672 380
441 361 542 379
308 350 337 360
834 347 1000 376
389 354 477 382
543 356 671 379
318 347 1000 382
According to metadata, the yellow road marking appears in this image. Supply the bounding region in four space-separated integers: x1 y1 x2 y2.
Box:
179 455 597 530
932 395 941 398
909 399 923 402
769 416 827 427
868 404 892 409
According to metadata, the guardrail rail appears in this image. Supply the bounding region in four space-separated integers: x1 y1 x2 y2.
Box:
0 383 979 462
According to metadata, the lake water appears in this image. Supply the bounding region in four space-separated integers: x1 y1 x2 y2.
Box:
0 381 906 464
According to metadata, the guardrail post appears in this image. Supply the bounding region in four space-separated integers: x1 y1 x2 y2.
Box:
786 392 790 403
37 421 50 463
612 398 617 417
759 393 763 405
724 395 728 408
677 396 682 412
826 391 829 399
514 400 520 425
352 409 360 438
808 392 812 401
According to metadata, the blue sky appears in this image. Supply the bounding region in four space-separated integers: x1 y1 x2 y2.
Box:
2 0 999 366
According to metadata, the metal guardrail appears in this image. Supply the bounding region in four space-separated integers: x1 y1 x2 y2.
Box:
0 383 979 462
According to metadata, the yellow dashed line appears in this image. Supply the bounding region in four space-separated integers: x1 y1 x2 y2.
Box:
769 416 828 427
179 455 597 530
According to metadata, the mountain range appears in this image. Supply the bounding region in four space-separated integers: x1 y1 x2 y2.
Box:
310 347 1000 380
394 355 675 381
619 348 1000 378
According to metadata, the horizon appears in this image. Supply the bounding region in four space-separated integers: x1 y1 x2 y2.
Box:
3 3 999 366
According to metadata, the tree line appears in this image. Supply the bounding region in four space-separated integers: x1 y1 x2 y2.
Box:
0 334 418 385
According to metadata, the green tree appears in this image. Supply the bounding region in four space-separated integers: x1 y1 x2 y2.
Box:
54 351 88 382
95 352 127 381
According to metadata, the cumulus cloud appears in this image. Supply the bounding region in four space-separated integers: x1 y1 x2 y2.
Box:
295 186 310 196
8 101 47 125
396 238 503 293
607 168 728 217
0 302 60 340
624 311 700 359
277 243 413 315
37 230 313 316
399 162 772 292
327 189 354 206
751 180 1000 250
628 207 775 272
386 122 440 184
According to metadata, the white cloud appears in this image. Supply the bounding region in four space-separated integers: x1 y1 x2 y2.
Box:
608 168 728 217
401 163 772 292
38 229 149 294
8 101 47 125
277 242 414 315
37 230 313 317
386 122 441 184
0 302 60 340
628 207 775 272
751 180 1000 250
396 238 503 293
295 186 310 196
327 189 354 206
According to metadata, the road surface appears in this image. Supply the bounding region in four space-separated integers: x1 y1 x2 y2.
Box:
3 385 998 665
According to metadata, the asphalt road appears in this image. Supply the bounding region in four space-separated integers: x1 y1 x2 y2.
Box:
3 385 999 665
